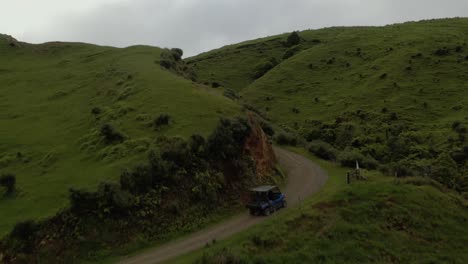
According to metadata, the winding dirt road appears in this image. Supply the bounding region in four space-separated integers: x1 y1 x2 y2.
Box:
118 147 328 264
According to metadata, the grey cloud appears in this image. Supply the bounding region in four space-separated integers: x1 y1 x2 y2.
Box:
16 0 468 56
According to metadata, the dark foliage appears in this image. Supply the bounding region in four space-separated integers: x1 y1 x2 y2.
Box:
207 118 251 160
338 149 378 170
223 88 240 100
154 114 171 128
170 48 183 61
9 220 38 253
275 133 298 146
253 58 278 79
100 123 124 144
286 31 301 47
283 46 301 60
260 121 275 137
0 173 16 195
434 47 450 56
159 48 196 81
91 107 101 115
308 140 337 161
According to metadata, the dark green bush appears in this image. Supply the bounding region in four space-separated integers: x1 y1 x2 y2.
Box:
211 82 221 88
338 149 378 169
189 134 206 154
170 48 183 61
223 88 240 100
283 46 301 60
253 58 277 79
91 107 101 115
207 118 251 160
434 47 450 56
96 182 135 214
431 152 458 188
69 188 99 212
100 124 124 144
0 173 16 195
308 140 338 161
154 114 171 128
260 121 275 137
10 220 38 253
275 132 298 146
286 31 301 47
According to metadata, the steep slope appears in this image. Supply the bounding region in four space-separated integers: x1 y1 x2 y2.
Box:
191 18 468 191
242 18 468 127
0 36 241 237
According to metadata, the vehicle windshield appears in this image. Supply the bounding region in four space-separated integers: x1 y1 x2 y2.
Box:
251 191 268 202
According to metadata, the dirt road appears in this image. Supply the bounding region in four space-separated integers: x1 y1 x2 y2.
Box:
118 147 328 264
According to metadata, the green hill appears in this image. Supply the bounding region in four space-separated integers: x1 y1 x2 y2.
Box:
0 36 240 237
191 18 468 191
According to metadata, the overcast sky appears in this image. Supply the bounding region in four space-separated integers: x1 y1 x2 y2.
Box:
1 0 467 56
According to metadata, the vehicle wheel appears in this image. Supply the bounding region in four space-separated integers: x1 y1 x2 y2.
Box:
282 200 287 208
264 208 270 216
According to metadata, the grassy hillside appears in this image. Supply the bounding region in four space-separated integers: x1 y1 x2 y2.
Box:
0 36 241 237
191 18 468 191
175 149 468 264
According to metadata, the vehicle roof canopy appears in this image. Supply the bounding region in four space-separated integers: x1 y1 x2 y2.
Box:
250 185 278 192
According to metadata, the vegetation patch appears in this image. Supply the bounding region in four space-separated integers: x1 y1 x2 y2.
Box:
0 117 279 263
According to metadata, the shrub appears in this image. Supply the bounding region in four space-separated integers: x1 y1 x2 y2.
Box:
154 114 171 128
286 31 301 47
275 132 298 146
223 88 240 100
434 47 450 56
0 173 16 195
211 82 221 88
189 134 206 154
96 182 135 214
207 118 251 160
69 188 99 212
308 140 338 161
431 152 458 188
91 107 101 115
100 123 124 144
10 220 38 253
120 164 155 194
283 46 300 60
253 58 278 79
170 48 183 61
260 121 275 136
338 149 378 169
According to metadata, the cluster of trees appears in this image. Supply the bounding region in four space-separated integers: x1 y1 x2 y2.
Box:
75 117 253 216
1 117 259 261
159 48 197 81
275 109 468 192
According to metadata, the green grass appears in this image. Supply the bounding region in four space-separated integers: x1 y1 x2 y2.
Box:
0 38 241 237
190 17 468 191
191 18 468 128
170 148 468 264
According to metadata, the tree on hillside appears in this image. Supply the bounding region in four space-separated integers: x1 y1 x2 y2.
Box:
432 152 458 188
0 173 16 195
286 31 301 47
